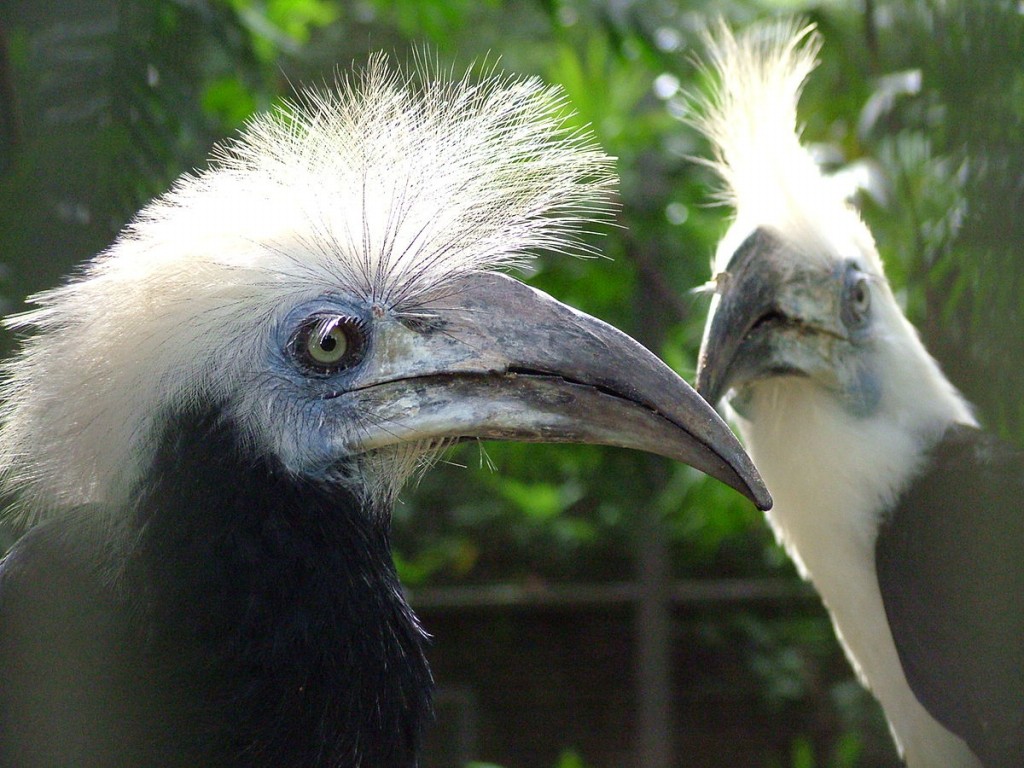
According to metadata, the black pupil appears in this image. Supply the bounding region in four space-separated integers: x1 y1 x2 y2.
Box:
320 334 337 352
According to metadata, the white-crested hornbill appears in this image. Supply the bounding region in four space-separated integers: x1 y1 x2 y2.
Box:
0 58 769 767
691 21 1023 768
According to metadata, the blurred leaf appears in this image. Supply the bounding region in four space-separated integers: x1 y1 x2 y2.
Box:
491 478 569 522
554 749 589 768
393 536 479 585
790 737 815 768
368 0 498 45
230 0 340 60
831 732 864 768
201 74 259 129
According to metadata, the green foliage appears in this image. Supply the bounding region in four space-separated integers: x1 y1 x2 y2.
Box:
202 75 260 129
368 0 499 44
862 0 1024 440
464 747 591 768
553 749 591 768
229 0 340 60
768 730 863 768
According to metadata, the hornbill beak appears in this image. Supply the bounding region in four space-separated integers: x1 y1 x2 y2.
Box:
696 227 865 417
696 228 789 409
338 272 771 510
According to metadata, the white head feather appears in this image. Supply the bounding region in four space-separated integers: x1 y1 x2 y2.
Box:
0 55 615 522
691 19 883 278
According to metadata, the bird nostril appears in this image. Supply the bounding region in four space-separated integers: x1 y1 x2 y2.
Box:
750 309 787 333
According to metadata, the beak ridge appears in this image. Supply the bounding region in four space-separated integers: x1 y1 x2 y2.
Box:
696 228 786 408
344 273 772 510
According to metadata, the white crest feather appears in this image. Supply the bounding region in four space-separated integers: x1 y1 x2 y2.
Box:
0 55 616 522
690 19 882 276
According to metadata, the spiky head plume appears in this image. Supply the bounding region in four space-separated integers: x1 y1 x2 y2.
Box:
690 19 882 276
0 55 616 522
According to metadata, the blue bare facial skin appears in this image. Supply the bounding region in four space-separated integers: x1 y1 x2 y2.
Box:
698 230 882 419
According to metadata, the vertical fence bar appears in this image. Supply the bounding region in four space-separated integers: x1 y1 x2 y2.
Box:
634 500 673 768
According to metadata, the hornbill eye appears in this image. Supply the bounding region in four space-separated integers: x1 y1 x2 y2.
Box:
851 279 870 314
841 265 871 330
291 315 367 375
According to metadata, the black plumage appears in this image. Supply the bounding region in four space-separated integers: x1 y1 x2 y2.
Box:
1 406 431 767
877 425 1024 768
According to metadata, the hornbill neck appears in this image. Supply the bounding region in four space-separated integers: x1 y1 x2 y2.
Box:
129 406 432 767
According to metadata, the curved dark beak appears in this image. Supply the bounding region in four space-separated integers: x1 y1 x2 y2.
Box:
696 228 787 408
343 272 772 510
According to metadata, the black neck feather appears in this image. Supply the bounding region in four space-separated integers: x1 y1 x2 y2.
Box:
129 407 432 767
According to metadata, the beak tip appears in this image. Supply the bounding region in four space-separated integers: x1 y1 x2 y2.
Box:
750 483 773 511
725 455 772 511
695 371 770 511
